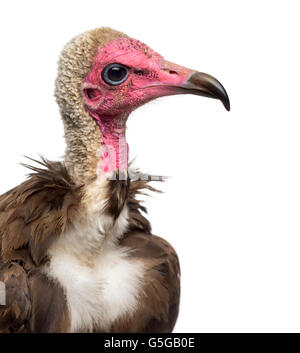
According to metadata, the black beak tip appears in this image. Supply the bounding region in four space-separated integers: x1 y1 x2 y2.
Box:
215 80 230 112
223 95 230 111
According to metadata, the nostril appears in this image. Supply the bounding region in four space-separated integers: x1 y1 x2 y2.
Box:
161 68 179 76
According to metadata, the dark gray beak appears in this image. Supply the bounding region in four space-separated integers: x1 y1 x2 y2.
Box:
182 72 230 111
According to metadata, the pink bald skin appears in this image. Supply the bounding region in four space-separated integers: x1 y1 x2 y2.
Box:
83 38 193 175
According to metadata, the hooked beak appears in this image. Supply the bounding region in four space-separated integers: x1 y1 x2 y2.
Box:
180 71 230 111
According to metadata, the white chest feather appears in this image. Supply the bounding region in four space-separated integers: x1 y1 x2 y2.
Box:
47 242 144 332
45 180 144 332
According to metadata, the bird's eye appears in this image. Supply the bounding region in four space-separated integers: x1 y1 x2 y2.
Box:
101 63 129 86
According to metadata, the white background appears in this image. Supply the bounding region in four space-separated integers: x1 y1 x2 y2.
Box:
0 0 300 333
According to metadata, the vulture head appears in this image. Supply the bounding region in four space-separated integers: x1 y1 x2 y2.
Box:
55 27 230 183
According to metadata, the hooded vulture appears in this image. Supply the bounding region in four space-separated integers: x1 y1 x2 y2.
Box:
0 27 230 333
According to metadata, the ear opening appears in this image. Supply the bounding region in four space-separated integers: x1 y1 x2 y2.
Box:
82 84 105 110
84 87 102 101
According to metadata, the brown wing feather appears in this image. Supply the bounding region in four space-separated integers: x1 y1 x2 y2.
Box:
0 262 31 332
30 271 70 333
0 159 79 332
0 158 82 266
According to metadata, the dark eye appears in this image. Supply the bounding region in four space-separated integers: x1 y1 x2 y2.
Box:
101 63 129 86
